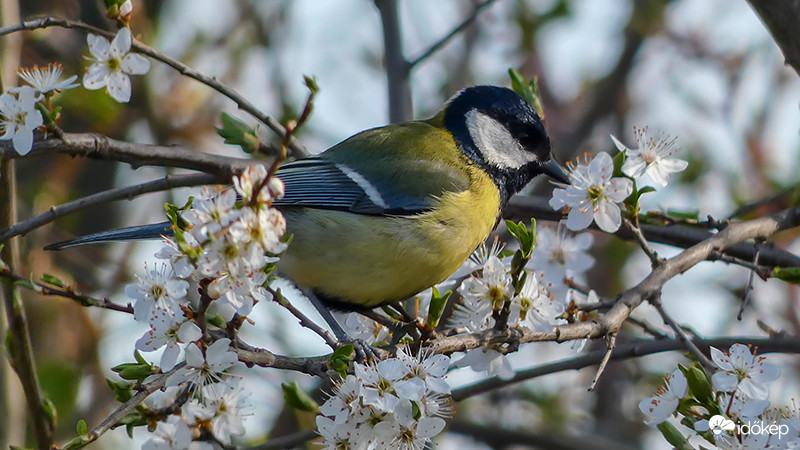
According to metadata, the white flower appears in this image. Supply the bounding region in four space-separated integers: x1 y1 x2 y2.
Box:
340 313 390 346
233 165 284 204
83 27 150 103
141 415 192 450
135 317 201 371
528 226 594 295
717 392 769 422
119 0 133 17
16 63 79 94
549 152 633 233
232 207 287 255
711 343 780 400
612 127 687 188
155 237 196 279
356 359 410 412
455 348 514 380
0 86 43 155
320 374 365 426
392 399 446 450
396 347 451 395
509 273 563 332
125 264 188 322
460 256 512 311
316 415 366 450
638 369 687 425
166 339 238 389
461 236 505 275
183 188 239 242
202 381 250 446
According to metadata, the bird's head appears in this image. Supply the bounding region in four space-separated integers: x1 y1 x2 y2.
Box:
442 85 569 206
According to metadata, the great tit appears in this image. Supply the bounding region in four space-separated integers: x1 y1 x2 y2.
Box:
47 85 568 311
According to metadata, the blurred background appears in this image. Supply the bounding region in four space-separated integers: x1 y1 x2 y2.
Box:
3 0 800 448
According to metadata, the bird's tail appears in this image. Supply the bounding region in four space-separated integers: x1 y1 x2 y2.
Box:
44 221 173 250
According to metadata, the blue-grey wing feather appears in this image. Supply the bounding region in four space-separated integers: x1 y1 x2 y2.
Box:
275 157 433 215
44 222 172 250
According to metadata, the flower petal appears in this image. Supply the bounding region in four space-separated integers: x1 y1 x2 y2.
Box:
87 34 110 59
110 27 132 57
566 205 594 231
121 53 150 75
106 71 131 103
594 200 621 233
83 64 110 89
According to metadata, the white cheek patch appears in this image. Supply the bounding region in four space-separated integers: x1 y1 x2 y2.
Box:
336 163 389 209
465 109 540 169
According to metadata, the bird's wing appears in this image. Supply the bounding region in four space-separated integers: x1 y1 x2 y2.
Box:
275 124 470 215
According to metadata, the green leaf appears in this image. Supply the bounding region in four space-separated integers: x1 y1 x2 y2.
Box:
426 287 451 329
329 345 354 377
612 151 626 178
77 419 88 436
282 382 319 413
508 68 544 118
772 266 800 284
680 364 714 407
657 421 694 450
112 354 155 383
666 209 700 220
106 378 134 403
304 75 320 94
216 112 261 154
41 273 66 288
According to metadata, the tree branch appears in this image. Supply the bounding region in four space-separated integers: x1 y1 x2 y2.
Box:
407 0 498 68
0 16 309 158
374 0 412 123
0 172 217 242
0 133 261 175
431 207 800 356
451 336 800 401
505 195 800 268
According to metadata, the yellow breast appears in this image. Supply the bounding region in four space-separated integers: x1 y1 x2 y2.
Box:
277 167 500 308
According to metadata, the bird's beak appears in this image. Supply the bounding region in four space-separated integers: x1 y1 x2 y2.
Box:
542 159 571 184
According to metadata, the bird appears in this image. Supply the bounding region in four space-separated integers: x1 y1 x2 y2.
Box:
47 85 569 313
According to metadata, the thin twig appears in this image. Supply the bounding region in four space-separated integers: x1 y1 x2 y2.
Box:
738 240 763 320
407 0 498 68
0 172 217 242
588 332 616 391
271 287 339 350
74 370 172 448
624 218 662 267
708 250 771 277
626 316 670 339
651 294 715 371
0 16 309 158
0 266 133 314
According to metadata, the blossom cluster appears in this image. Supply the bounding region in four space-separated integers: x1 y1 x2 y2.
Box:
1 24 149 155
640 343 797 449
317 348 452 450
549 128 688 233
0 64 77 155
124 165 286 447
